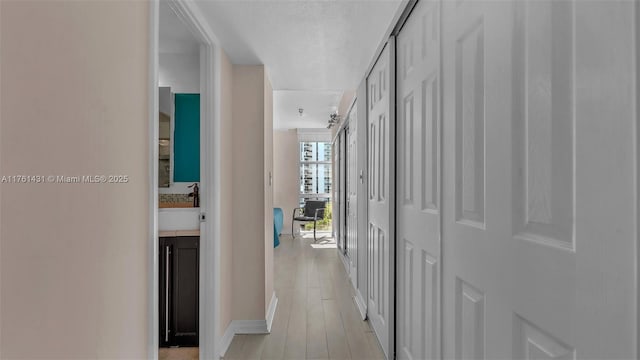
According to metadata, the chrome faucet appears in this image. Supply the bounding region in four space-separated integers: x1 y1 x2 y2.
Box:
188 183 199 207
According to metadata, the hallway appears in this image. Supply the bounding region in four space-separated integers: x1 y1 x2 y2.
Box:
223 235 384 360
0 1 638 359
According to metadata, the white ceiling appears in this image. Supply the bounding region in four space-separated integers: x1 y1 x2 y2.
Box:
196 0 402 90
160 0 403 129
274 90 343 129
195 0 401 129
159 1 200 54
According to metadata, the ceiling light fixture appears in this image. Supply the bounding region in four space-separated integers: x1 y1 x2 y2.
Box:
327 113 340 129
298 108 304 116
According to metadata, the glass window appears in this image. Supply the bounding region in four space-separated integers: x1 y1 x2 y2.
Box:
299 142 332 196
300 141 332 162
298 141 332 231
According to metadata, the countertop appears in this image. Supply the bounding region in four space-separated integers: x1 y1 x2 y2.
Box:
159 202 198 208
159 230 200 237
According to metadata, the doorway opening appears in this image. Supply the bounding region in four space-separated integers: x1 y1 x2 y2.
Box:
150 0 220 359
297 140 334 239
157 0 202 356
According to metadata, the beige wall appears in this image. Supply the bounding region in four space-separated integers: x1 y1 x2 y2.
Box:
332 90 356 140
0 1 148 358
273 130 300 233
218 50 234 337
338 90 356 120
231 65 273 320
263 72 274 311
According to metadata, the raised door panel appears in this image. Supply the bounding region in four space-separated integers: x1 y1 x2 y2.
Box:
512 0 573 250
455 15 485 228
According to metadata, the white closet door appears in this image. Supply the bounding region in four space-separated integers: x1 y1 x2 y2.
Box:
347 110 359 286
333 136 341 247
367 41 395 359
441 1 637 359
396 1 442 359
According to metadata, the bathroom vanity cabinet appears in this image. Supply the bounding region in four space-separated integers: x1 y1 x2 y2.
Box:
159 235 199 347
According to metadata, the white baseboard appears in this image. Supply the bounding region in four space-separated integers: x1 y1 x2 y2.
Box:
233 319 270 334
354 292 367 321
218 323 236 358
218 319 269 358
217 295 278 358
266 292 278 332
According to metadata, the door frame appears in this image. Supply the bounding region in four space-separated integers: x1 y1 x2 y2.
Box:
148 0 223 358
636 0 640 354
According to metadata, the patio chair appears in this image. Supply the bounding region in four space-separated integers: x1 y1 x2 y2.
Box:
292 200 326 241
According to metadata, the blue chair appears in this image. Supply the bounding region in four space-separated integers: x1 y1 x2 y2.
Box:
273 208 283 247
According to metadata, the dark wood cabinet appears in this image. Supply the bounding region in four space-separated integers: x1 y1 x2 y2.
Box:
160 236 199 347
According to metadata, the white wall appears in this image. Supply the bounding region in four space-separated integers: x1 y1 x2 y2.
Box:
331 90 356 140
273 129 300 234
0 1 149 357
159 52 200 93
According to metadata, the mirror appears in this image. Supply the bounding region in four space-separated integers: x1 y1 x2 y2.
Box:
159 86 172 187
159 112 170 187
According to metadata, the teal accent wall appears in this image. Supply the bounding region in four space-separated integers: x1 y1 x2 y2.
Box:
174 94 200 182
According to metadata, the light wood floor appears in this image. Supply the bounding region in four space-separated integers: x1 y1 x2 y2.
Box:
224 234 384 360
159 347 198 360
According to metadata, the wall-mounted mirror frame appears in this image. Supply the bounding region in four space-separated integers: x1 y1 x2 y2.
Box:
159 86 173 188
